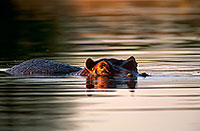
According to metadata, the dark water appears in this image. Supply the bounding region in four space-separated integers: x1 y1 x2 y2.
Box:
0 0 200 131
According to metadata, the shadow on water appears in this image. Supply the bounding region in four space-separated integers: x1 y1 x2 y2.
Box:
0 0 76 61
0 89 78 131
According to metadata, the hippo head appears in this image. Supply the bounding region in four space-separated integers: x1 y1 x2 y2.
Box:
83 56 138 77
85 58 113 76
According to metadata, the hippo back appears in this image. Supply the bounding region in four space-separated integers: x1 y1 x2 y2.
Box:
6 59 81 76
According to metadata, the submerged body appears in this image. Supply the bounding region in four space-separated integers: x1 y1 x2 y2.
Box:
5 56 148 77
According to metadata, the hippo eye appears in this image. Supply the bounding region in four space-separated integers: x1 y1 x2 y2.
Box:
100 65 104 69
100 63 106 69
127 73 133 77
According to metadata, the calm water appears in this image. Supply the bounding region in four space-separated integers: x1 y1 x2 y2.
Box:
0 0 200 131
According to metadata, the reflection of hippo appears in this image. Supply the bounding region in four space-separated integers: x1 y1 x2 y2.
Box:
86 76 137 89
5 56 149 77
85 75 137 97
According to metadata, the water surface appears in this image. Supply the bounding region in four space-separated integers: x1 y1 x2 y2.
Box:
0 0 200 131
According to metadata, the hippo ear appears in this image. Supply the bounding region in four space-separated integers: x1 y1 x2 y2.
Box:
122 59 137 71
85 58 95 71
127 56 136 61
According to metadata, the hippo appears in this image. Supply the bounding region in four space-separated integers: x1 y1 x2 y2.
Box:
5 56 149 77
5 59 81 76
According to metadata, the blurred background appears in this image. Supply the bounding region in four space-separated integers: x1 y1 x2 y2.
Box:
1 0 200 61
